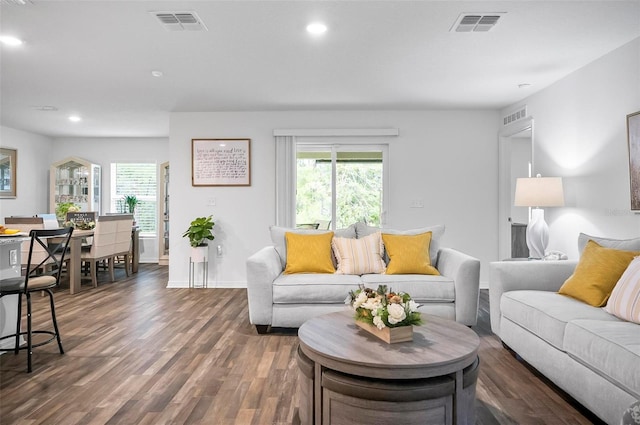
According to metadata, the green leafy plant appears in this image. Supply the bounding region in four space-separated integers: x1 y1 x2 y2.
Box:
182 216 215 247
55 202 80 220
123 195 139 214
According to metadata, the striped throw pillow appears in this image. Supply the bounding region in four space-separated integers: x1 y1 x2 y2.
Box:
332 232 386 275
604 256 640 324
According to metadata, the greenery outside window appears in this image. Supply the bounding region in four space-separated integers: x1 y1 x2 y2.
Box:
110 163 157 235
296 145 387 229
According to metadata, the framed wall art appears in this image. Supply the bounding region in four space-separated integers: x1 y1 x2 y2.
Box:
0 148 17 198
627 111 640 210
191 139 251 186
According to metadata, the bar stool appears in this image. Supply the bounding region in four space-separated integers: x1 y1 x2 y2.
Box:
0 227 73 372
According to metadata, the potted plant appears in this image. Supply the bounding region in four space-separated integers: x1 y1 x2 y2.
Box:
123 195 139 214
182 216 215 260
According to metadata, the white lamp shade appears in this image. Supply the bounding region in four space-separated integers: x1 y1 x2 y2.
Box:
514 176 565 207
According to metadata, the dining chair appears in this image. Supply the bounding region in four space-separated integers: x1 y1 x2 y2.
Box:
80 215 133 287
0 227 74 372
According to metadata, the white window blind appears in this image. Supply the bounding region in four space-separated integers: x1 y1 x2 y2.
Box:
110 163 157 235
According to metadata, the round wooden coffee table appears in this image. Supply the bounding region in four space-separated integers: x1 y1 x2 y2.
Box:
297 311 480 425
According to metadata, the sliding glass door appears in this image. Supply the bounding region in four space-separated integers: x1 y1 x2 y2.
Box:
296 145 386 230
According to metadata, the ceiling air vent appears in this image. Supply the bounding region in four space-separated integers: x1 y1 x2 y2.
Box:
503 106 528 126
151 11 208 31
0 0 32 5
451 13 505 32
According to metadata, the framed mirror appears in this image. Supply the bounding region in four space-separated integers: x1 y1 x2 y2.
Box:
0 148 17 198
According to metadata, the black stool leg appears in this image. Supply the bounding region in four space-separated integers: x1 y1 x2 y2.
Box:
14 293 22 354
26 292 32 373
46 289 64 354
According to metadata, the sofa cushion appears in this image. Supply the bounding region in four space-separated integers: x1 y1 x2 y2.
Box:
272 273 362 304
558 240 639 307
355 223 445 266
578 233 640 255
270 224 356 268
332 232 386 275
564 319 640 398
500 290 619 350
284 232 335 274
361 274 454 303
381 232 439 275
604 256 640 324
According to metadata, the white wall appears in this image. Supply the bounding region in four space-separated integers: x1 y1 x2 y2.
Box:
0 126 52 218
52 137 170 262
502 37 640 259
169 110 500 288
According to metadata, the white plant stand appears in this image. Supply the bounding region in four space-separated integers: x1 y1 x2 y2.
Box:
189 245 208 288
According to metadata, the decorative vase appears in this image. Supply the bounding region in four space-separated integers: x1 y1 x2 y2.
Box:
355 321 413 344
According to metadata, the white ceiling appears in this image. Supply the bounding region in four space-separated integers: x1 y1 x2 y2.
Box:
1 1 639 138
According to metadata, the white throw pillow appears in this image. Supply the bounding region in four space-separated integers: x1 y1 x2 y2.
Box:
332 232 386 275
604 256 640 324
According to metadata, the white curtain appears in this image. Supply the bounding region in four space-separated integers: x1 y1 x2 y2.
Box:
275 135 296 227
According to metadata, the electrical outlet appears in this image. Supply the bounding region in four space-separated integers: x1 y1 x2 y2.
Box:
410 199 424 208
207 197 217 206
216 245 223 257
9 249 17 266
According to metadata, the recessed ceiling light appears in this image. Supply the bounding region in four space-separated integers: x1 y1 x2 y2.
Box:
0 35 24 46
68 115 82 122
306 22 327 35
151 70 163 77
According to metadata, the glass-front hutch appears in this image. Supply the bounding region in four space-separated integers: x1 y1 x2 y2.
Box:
50 157 101 219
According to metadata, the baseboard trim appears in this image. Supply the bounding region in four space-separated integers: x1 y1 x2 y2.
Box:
166 281 247 289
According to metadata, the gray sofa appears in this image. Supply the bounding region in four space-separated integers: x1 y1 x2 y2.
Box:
489 234 640 425
246 223 481 333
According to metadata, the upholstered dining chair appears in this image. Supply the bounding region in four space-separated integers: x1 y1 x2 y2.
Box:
80 214 133 287
0 227 73 372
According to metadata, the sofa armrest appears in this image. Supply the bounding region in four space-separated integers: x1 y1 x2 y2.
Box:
488 260 578 336
437 248 481 326
246 246 283 326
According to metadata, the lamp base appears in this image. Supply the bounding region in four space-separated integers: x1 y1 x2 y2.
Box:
526 208 549 259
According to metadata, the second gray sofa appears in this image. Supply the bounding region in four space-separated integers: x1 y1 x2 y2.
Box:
489 234 640 425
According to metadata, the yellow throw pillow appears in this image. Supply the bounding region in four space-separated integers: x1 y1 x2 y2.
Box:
381 232 439 275
332 232 386 275
558 240 640 307
604 256 640 324
284 232 335 274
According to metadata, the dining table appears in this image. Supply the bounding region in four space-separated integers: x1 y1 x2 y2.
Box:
67 226 140 294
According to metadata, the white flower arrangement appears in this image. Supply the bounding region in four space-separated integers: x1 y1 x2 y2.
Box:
346 285 422 330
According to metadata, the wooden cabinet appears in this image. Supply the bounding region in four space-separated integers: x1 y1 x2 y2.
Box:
158 162 169 265
50 157 101 219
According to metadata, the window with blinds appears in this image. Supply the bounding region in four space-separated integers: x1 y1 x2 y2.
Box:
110 163 157 235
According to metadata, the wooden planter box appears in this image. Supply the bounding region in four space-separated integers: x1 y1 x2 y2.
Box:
355 321 413 344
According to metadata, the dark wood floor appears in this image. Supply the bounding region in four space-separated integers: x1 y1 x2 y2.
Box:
0 264 601 424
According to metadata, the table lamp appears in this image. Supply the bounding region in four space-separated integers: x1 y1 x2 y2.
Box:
514 174 565 259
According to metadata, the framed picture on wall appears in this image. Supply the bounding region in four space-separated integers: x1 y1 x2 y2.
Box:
628 112 640 210
191 139 251 186
0 148 17 198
